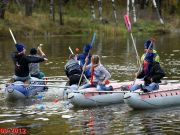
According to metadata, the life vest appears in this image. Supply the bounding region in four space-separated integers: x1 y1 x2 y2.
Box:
143 60 152 75
141 50 160 62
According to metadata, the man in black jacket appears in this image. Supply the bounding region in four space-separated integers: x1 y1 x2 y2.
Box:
130 53 165 92
11 43 47 82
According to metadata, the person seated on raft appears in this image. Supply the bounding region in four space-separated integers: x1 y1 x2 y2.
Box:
80 55 113 91
77 44 92 79
130 53 165 93
11 43 48 82
65 54 83 86
141 38 160 62
29 46 47 79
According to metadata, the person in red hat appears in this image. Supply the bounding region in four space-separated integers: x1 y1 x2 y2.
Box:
11 43 48 82
29 46 47 79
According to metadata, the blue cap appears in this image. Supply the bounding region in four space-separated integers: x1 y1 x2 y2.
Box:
83 44 92 53
15 43 25 52
144 40 153 50
145 53 154 63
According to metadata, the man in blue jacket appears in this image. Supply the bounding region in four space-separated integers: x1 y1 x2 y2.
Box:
77 44 92 79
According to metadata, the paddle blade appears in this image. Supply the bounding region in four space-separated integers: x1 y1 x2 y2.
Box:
9 28 17 44
69 46 74 54
90 32 96 47
124 15 131 32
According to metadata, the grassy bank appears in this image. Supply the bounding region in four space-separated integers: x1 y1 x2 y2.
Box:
0 9 176 38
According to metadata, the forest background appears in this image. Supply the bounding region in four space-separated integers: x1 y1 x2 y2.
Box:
0 0 180 37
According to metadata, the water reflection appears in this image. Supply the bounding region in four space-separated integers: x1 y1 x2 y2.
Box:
66 105 180 135
0 34 180 79
0 33 180 134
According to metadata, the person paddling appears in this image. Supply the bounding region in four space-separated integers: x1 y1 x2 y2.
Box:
65 54 82 86
130 53 165 92
80 55 113 91
11 43 47 82
29 46 47 79
141 39 160 62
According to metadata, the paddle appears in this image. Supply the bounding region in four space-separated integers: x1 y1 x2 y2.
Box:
77 32 96 88
39 43 43 47
30 79 117 84
31 80 68 82
144 39 155 57
43 76 68 79
124 15 141 68
37 44 44 54
9 28 17 44
7 83 70 88
68 46 74 54
124 15 143 86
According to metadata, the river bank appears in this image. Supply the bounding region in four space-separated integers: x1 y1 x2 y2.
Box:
0 10 178 38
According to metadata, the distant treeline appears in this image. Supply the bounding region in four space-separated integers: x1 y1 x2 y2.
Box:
1 0 180 23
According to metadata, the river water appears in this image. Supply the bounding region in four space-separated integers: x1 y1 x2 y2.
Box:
0 33 180 135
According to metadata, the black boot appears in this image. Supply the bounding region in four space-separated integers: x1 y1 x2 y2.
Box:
140 84 148 93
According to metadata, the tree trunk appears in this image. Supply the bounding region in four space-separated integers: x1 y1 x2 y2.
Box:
0 0 8 19
50 0 55 21
15 0 21 7
97 0 103 22
169 0 176 15
64 0 69 4
24 0 33 16
89 0 96 21
0 8 5 19
156 0 162 16
59 0 64 25
111 0 118 24
139 0 146 9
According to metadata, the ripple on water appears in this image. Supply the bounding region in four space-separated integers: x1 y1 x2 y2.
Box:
172 50 180 52
168 61 180 66
22 111 37 115
0 119 16 123
62 114 74 119
34 117 49 121
0 114 22 117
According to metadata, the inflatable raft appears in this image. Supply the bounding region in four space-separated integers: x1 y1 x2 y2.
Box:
5 77 46 100
66 82 130 107
124 82 180 109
